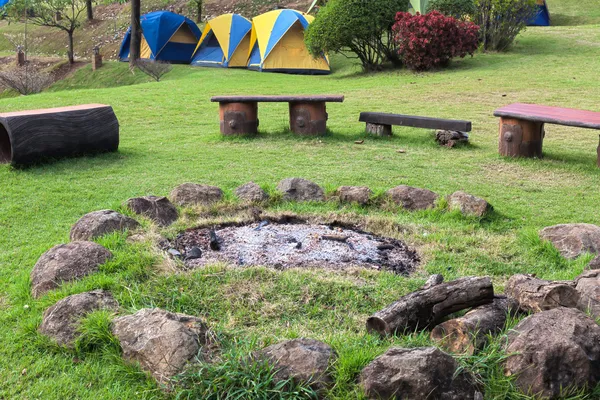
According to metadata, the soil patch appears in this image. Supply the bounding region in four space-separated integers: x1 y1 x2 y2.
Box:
172 221 419 274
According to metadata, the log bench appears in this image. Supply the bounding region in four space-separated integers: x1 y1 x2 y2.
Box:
210 95 344 136
359 112 472 137
0 104 119 167
494 103 600 163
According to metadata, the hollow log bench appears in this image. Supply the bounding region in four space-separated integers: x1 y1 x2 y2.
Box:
494 103 600 163
359 112 472 137
210 95 344 136
0 104 119 167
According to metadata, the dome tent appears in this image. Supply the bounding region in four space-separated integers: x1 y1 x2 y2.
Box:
528 0 550 26
247 9 330 75
119 11 201 63
191 14 252 68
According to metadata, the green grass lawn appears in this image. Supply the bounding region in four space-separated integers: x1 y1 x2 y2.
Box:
1 0 600 398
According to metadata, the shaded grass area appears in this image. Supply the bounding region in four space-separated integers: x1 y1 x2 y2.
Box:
1 0 600 398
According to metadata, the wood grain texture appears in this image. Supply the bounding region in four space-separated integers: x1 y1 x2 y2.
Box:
0 104 119 166
494 103 600 130
359 112 472 132
504 274 579 312
211 95 344 103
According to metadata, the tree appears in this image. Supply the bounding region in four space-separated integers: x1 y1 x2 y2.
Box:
305 0 410 71
6 0 86 64
129 0 141 68
86 0 93 21
189 0 203 23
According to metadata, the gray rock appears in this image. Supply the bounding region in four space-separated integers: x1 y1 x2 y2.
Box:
588 254 600 270
504 307 600 398
39 290 119 347
436 130 469 147
256 338 336 390
575 269 600 319
387 185 439 211
170 183 224 207
276 178 325 202
337 186 372 205
235 182 269 203
112 308 208 382
359 347 480 400
422 273 444 289
31 242 112 298
447 191 490 217
539 223 600 259
126 196 178 227
70 210 140 241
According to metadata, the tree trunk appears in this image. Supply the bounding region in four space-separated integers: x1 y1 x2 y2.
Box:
366 276 494 336
504 274 579 313
86 0 93 21
67 31 74 64
130 0 141 66
430 296 518 355
196 0 202 23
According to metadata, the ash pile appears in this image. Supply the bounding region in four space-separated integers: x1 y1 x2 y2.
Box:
171 222 419 274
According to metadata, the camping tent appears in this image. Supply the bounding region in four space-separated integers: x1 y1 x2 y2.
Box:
409 0 429 14
247 9 330 74
0 0 10 7
528 0 550 26
191 14 252 68
119 11 201 63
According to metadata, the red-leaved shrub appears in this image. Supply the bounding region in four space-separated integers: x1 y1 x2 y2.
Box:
393 11 480 71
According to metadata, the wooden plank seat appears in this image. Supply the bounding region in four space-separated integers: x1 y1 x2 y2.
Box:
0 104 119 167
359 112 472 136
210 95 344 136
494 103 600 161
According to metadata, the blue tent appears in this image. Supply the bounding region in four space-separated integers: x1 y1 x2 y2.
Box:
191 14 252 68
119 11 201 63
528 0 550 26
0 0 10 7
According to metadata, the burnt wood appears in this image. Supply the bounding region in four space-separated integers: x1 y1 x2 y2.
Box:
359 112 472 132
0 104 119 167
366 276 494 336
504 274 580 313
211 95 344 103
494 103 600 130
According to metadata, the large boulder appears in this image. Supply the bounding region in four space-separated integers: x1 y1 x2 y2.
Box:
386 185 439 211
447 191 490 217
276 178 325 202
256 338 336 390
70 210 140 241
539 223 600 259
575 269 600 319
359 347 480 400
31 242 112 298
504 307 600 398
337 186 372 205
126 196 178 227
588 255 600 270
235 182 269 203
170 183 224 207
112 308 209 382
39 290 119 347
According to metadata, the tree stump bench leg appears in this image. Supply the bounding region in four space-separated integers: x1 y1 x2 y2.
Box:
289 102 328 135
218 102 258 135
365 122 392 137
498 117 544 158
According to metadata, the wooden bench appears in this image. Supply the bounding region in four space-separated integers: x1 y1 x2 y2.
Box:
211 95 344 136
494 103 600 162
359 112 472 136
0 104 119 167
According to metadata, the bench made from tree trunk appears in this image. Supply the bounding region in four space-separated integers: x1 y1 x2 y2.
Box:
494 103 600 164
210 95 345 136
0 104 119 167
358 112 472 137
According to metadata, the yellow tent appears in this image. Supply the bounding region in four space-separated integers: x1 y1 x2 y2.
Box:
191 14 252 68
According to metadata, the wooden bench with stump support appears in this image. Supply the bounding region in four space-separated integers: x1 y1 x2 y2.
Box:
211 95 344 136
494 103 600 164
0 104 119 167
359 112 472 137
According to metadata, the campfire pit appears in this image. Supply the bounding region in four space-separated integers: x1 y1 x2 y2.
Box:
171 221 419 274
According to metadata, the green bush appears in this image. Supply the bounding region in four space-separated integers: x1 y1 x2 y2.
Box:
474 0 537 51
305 0 411 71
426 0 476 20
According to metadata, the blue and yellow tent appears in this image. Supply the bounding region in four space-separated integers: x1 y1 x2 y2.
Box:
528 0 550 26
191 14 252 68
247 9 330 75
119 11 201 63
